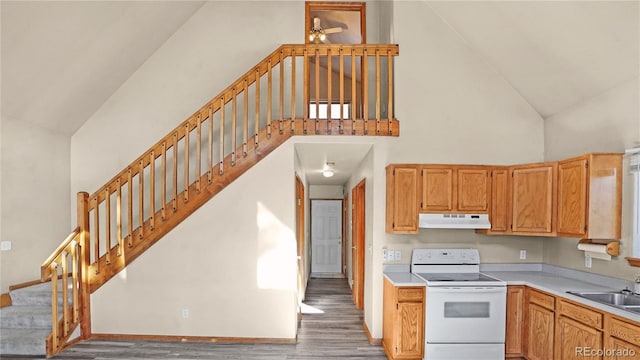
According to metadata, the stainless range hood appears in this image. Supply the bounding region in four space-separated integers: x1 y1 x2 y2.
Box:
418 213 491 229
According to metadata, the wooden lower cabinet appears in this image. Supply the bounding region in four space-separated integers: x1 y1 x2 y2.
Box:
506 286 525 358
556 316 603 359
608 317 640 359
511 287 640 360
607 336 640 359
526 303 555 360
382 277 425 360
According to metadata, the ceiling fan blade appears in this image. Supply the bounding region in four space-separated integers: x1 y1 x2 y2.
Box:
324 27 342 34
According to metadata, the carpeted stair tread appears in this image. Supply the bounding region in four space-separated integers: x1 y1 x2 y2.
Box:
0 305 52 329
0 328 49 356
0 282 69 356
9 281 71 307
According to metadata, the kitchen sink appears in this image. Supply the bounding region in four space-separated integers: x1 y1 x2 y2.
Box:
567 291 640 313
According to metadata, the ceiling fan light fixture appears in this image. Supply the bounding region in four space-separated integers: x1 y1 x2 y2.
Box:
319 33 326 41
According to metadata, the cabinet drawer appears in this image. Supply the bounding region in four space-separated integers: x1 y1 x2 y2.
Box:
398 288 424 302
610 318 640 347
528 289 555 310
558 300 603 329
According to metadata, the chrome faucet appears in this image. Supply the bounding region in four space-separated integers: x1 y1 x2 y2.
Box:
634 275 640 295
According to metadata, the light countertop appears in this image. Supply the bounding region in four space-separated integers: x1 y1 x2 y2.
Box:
484 270 640 323
383 268 640 323
383 272 426 287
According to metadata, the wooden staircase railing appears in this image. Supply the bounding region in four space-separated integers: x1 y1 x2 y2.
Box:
40 43 399 357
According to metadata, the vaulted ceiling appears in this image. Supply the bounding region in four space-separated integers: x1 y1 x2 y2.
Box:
1 1 638 141
1 1 204 134
427 1 639 119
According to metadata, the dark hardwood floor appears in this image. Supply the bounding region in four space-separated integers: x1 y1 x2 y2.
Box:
2 278 386 359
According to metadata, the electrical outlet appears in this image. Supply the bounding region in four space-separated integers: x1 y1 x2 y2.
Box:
519 250 527 260
394 250 401 261
182 308 189 318
0 241 11 251
585 255 592 268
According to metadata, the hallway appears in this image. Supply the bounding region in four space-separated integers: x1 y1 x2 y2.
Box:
13 278 386 359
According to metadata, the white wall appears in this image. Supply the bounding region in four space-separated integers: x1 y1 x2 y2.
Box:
309 185 343 199
0 118 71 293
71 1 302 211
92 140 297 338
544 78 640 281
73 1 302 338
352 1 548 339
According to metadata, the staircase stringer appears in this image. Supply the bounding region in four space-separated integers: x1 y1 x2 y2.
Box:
88 121 293 292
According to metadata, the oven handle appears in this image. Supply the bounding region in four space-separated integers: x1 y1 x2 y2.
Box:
428 287 506 294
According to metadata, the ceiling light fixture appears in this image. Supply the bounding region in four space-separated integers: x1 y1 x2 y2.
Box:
309 16 341 43
322 162 335 178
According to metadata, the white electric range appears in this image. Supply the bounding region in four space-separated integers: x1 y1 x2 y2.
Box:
411 249 507 360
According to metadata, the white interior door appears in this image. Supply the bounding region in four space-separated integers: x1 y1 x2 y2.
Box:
311 200 343 274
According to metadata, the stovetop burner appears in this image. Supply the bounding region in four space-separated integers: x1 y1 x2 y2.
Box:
415 272 502 282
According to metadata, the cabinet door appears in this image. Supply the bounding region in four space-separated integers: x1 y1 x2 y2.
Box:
457 168 489 212
421 167 454 212
557 158 588 237
506 286 524 357
607 337 640 360
557 316 603 360
490 168 510 232
386 166 419 233
396 302 424 359
512 164 555 234
527 303 554 360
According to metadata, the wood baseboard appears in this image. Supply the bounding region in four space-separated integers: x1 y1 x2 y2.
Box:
363 322 381 345
91 333 297 344
0 293 11 308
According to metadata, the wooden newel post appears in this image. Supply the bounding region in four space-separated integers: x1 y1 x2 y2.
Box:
76 191 92 339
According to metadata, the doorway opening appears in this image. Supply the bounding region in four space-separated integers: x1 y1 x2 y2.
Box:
305 2 366 45
351 179 365 309
310 199 344 278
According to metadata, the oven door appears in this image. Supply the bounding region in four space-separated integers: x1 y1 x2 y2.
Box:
425 286 506 343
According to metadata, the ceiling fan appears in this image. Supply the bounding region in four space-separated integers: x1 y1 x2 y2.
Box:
309 16 342 43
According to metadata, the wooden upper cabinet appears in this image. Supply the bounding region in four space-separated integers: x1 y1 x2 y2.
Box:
420 167 454 212
457 168 489 212
557 153 622 239
386 165 420 234
420 165 489 214
490 168 510 232
511 163 557 235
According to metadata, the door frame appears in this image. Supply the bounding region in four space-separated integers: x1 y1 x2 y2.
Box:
351 179 365 309
295 176 306 299
310 198 344 276
304 2 367 44
342 194 348 275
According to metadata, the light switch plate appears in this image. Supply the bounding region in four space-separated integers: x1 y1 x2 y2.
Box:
382 249 388 261
519 250 527 260
394 250 401 261
0 241 11 251
585 255 592 268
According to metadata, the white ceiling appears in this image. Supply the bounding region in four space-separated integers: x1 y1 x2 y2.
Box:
427 1 640 118
1 1 637 184
295 143 372 186
1 1 204 134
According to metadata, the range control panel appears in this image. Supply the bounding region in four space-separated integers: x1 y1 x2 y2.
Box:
411 248 480 265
